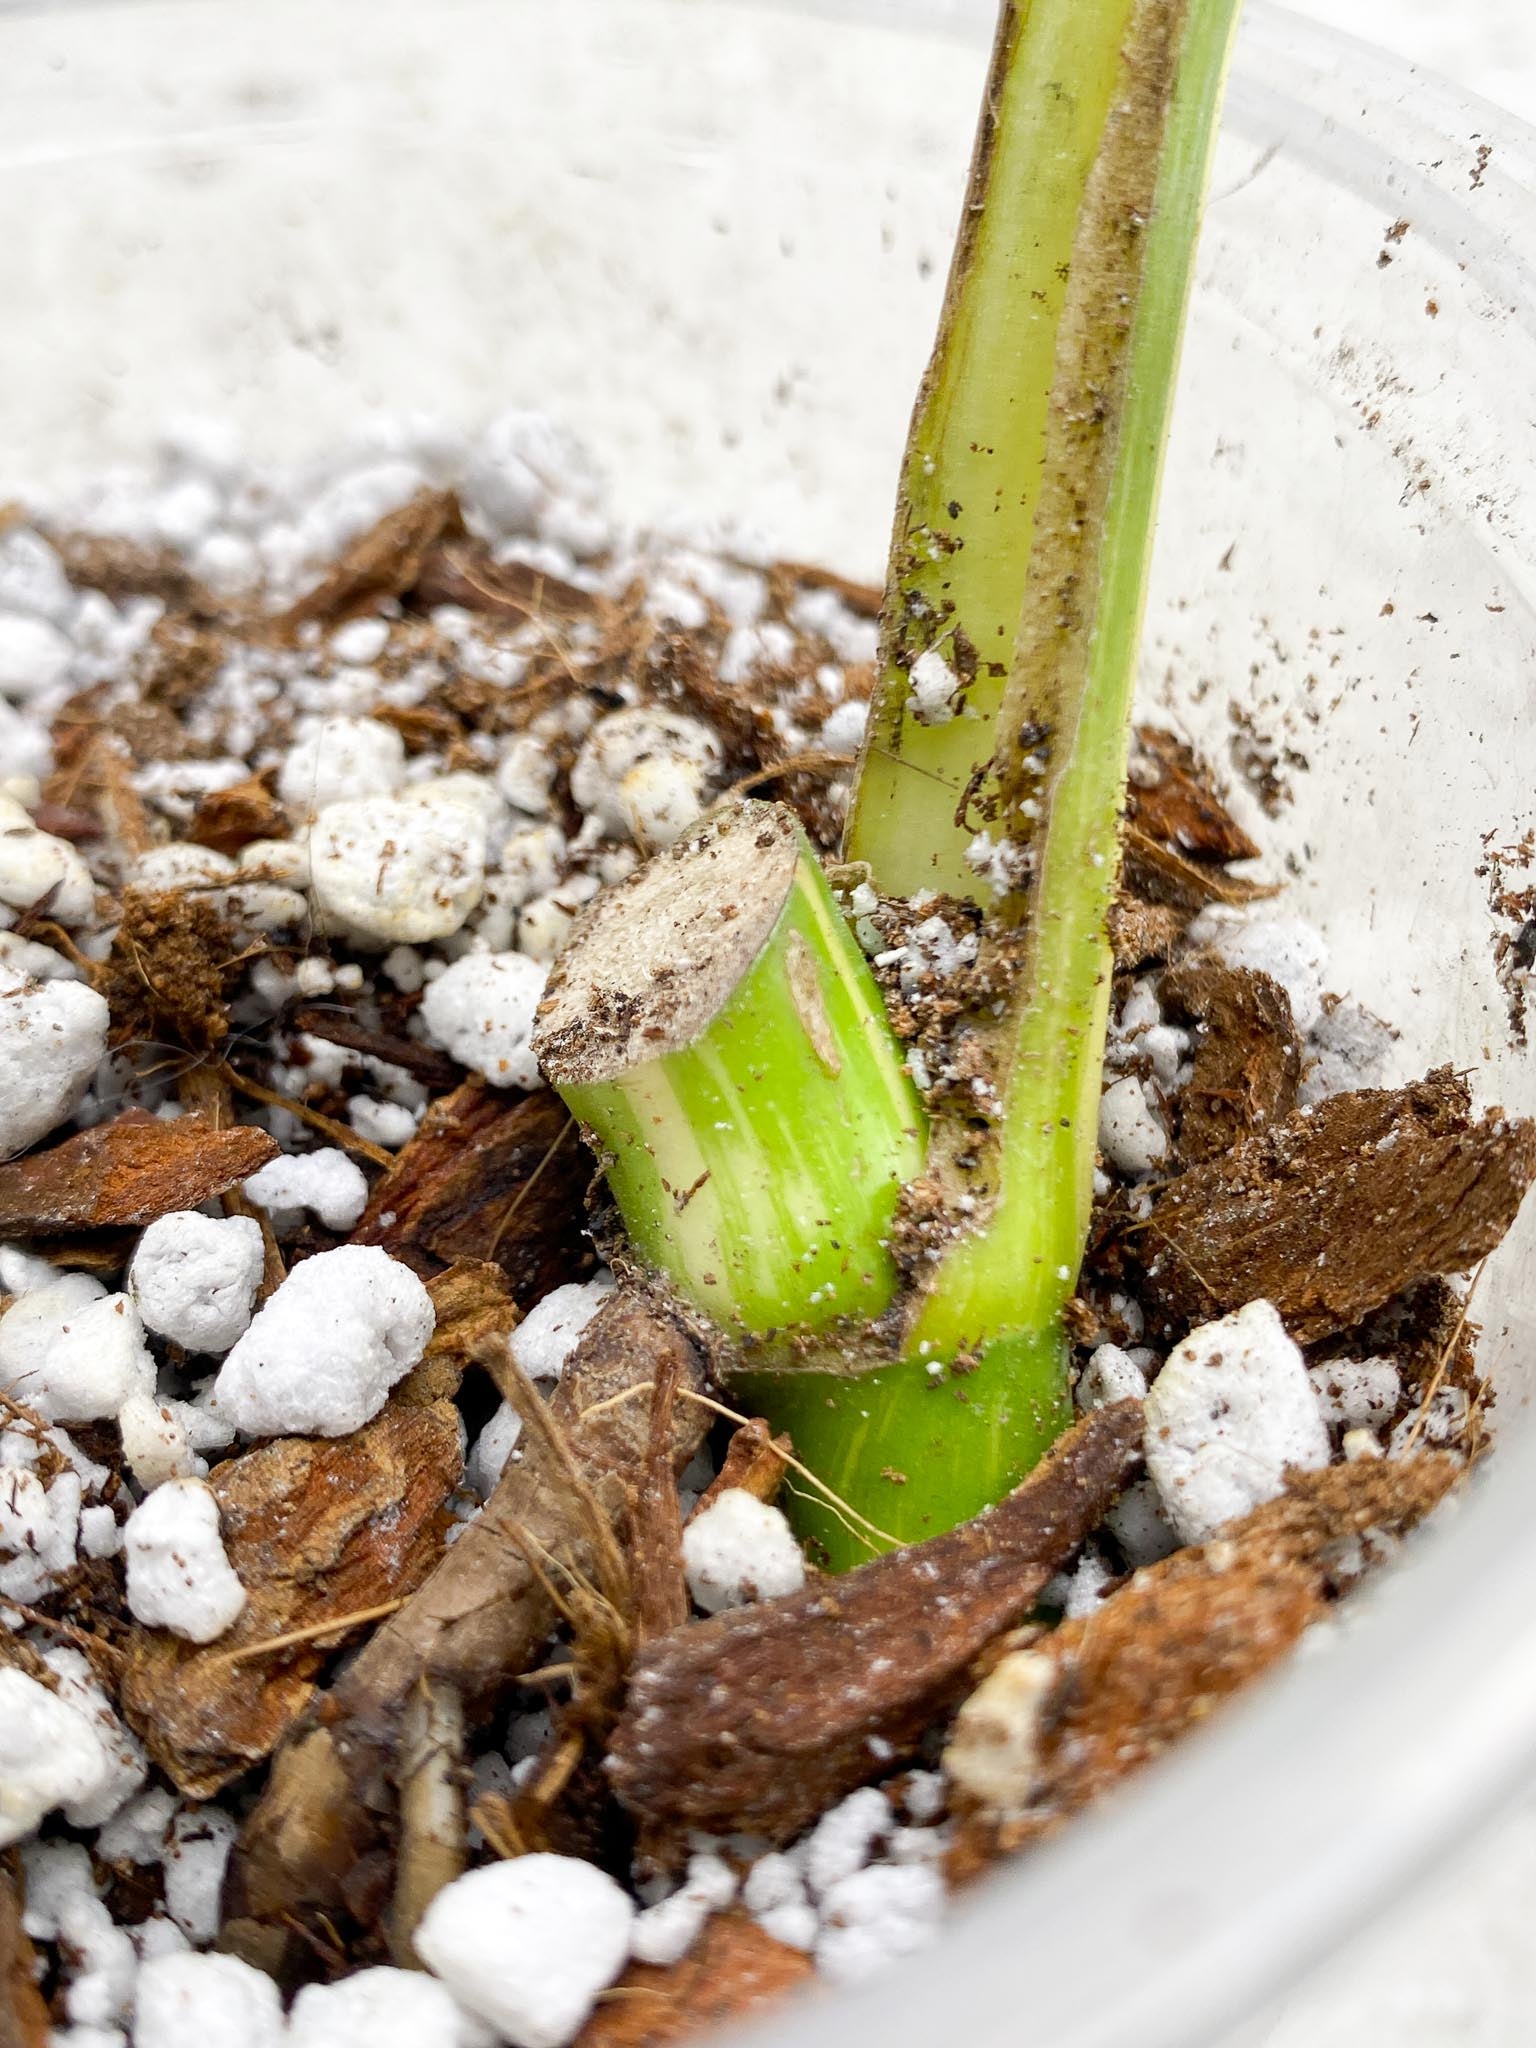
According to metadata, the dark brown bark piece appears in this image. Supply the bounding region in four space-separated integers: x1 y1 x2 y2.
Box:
351 1081 590 1302
1127 727 1260 864
575 1911 813 2048
607 1400 1144 1849
1161 960 1301 1164
412 535 600 623
0 1111 277 1233
120 1402 460 1797
276 488 459 630
947 1452 1461 1875
1139 1069 1536 1342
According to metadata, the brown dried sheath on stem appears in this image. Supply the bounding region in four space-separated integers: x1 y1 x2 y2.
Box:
607 1399 1143 1848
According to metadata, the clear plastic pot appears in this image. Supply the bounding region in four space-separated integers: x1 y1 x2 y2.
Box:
4 2 1536 2041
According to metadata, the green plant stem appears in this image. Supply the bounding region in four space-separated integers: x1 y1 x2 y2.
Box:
746 0 1243 1564
536 803 925 1337
844 0 1142 902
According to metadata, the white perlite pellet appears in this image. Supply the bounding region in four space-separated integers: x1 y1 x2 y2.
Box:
1309 1356 1402 1432
133 1951 285 2048
278 716 406 818
0 1277 155 1422
570 706 722 847
681 1489 806 1613
509 1274 615 1381
629 1851 738 1967
465 1403 523 1499
212 1244 434 1438
0 794 96 925
117 1394 203 1491
123 1480 246 1644
1076 1341 1149 1411
0 1459 81 1603
415 1854 635 2048
128 1211 265 1354
0 612 71 700
0 968 109 1161
241 1147 369 1232
1143 1298 1331 1542
162 1807 239 1947
420 950 548 1088
906 647 959 725
1097 1073 1169 1176
310 794 485 943
0 1654 145 1850
288 1965 487 2048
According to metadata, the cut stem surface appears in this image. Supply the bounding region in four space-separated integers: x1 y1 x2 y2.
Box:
534 802 925 1335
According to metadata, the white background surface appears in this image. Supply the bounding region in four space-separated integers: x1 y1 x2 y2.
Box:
1213 19 1536 2048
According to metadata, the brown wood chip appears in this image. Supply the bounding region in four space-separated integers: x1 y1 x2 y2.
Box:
689 1417 792 1520
607 1401 1144 1849
576 1910 813 2048
351 1081 590 1302
336 1293 707 1736
412 535 600 623
1161 960 1300 1165
0 1858 49 2048
1122 826 1276 912
947 1452 1461 1874
186 770 287 855
1107 894 1187 971
0 1112 277 1233
276 488 459 631
120 1401 461 1797
1139 1068 1536 1342
1127 727 1261 864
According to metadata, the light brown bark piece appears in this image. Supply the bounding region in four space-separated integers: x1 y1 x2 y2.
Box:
575 1911 813 2048
0 1112 277 1233
120 1401 460 1796
947 1451 1463 1874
